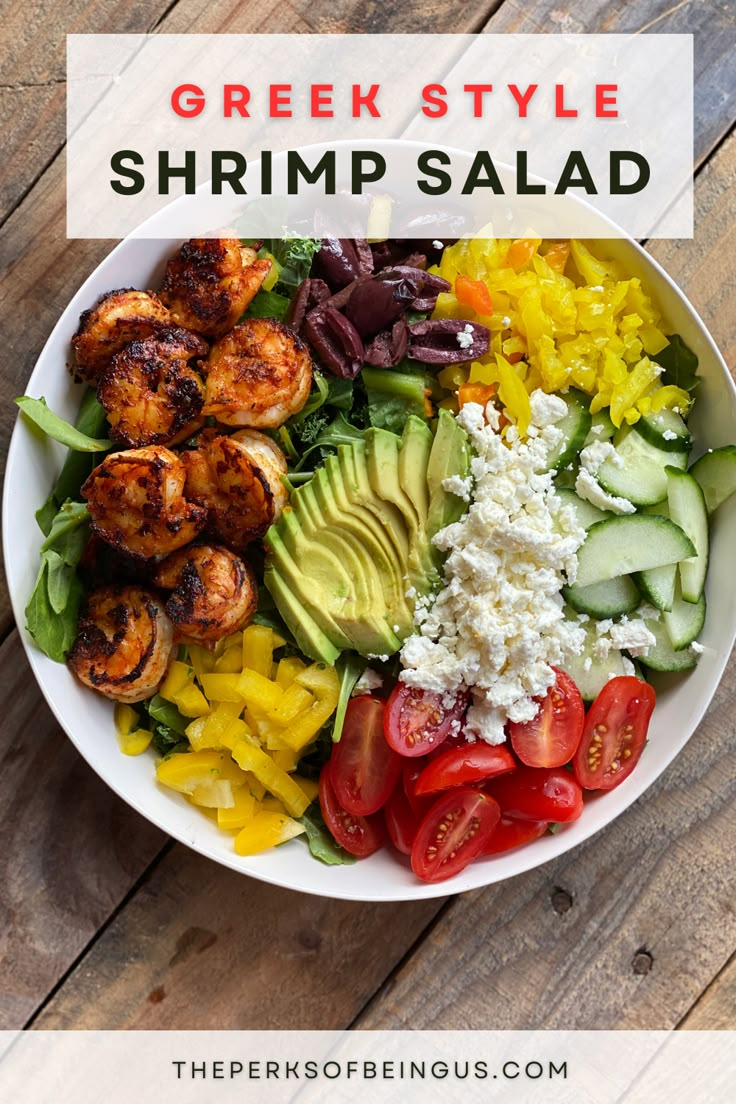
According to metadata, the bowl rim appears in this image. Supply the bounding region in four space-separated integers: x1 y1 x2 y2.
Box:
4 152 736 902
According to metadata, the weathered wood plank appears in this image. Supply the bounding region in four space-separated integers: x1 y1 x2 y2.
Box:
33 847 441 1029
482 0 736 168
680 954 736 1029
0 629 165 1029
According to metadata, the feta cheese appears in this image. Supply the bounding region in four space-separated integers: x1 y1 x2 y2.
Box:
576 468 636 515
399 390 587 743
456 323 475 350
353 669 383 695
662 429 678 441
432 240 444 250
589 285 604 292
690 640 705 655
501 315 511 328
443 473 473 502
594 615 655 659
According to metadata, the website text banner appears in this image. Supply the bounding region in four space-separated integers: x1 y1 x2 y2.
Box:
66 34 693 240
1 1030 734 1103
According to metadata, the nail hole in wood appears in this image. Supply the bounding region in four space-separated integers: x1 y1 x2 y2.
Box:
632 949 654 975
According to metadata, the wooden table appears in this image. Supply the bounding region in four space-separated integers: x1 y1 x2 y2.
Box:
1 0 735 1033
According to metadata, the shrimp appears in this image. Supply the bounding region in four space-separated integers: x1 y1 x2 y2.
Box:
154 543 258 644
98 326 208 448
203 318 313 428
183 429 288 551
82 445 207 559
68 585 174 703
72 289 172 384
159 238 272 338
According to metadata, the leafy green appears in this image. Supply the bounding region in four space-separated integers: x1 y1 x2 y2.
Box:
146 694 189 737
265 237 321 291
653 334 699 393
331 654 367 743
299 802 356 865
151 725 189 758
246 288 291 322
294 412 366 470
294 724 334 782
16 395 112 452
25 499 91 661
35 389 110 535
362 366 428 435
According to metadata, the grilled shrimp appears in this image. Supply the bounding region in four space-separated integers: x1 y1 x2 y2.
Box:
68 585 174 703
183 429 288 551
203 318 312 428
159 238 272 338
154 543 258 644
72 289 172 384
82 445 207 559
98 326 208 448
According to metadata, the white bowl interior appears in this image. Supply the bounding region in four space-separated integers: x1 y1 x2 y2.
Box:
4 228 736 902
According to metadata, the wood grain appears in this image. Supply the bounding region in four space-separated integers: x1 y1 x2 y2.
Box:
32 845 441 1029
0 630 165 1029
680 953 736 1029
482 0 736 168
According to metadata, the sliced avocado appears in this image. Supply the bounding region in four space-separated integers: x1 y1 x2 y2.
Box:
322 454 401 574
263 560 341 665
399 416 433 527
427 408 471 537
339 442 411 569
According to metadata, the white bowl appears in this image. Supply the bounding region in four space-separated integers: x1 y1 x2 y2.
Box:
4 222 736 902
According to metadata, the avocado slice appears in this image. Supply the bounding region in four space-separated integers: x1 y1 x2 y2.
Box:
263 560 341 665
399 416 433 527
427 408 472 537
338 442 411 570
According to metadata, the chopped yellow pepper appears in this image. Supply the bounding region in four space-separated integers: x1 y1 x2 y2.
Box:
156 750 248 795
242 624 275 677
231 741 311 817
117 728 153 756
234 811 306 855
217 788 257 830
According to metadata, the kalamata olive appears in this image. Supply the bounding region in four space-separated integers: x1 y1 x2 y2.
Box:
314 238 374 290
407 319 490 364
303 307 365 379
286 278 331 332
371 241 429 272
379 266 450 313
344 271 419 339
364 319 409 368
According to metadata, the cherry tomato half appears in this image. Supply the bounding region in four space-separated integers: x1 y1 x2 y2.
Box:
330 695 400 815
402 760 434 820
319 766 386 857
384 781 419 855
411 788 501 883
509 668 584 769
573 676 655 791
488 766 584 823
482 816 550 855
384 684 467 758
414 743 516 797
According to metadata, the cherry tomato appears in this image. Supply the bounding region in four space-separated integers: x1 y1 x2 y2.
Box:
482 816 550 855
411 788 501 883
573 676 655 790
488 766 584 822
330 695 400 815
384 684 467 758
509 668 584 769
414 743 516 797
402 761 434 819
318 766 386 857
384 782 420 855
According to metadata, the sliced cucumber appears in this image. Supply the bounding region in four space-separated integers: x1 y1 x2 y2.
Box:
663 585 706 650
665 467 709 603
544 389 592 472
638 619 698 673
635 407 691 453
634 563 676 612
563 575 640 619
561 619 633 701
642 499 670 517
690 446 736 514
575 515 696 589
554 465 579 490
597 426 688 506
555 488 612 531
583 409 615 446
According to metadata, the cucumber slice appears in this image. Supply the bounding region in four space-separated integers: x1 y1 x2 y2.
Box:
544 389 592 472
597 426 688 506
638 619 698 673
663 585 706 650
561 619 633 701
575 515 696 589
554 465 579 490
665 467 709 603
634 407 691 453
583 409 615 446
555 488 612 530
690 446 736 514
634 563 676 612
563 575 640 619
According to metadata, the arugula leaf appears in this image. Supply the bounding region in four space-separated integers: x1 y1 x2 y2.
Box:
35 389 110 535
652 334 699 392
17 396 112 452
294 411 366 470
246 288 291 322
362 366 428 435
145 694 189 737
331 654 367 743
299 803 357 865
265 237 321 290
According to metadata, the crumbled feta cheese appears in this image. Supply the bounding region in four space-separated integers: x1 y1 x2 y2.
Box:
456 323 475 350
636 603 661 622
353 669 384 695
662 429 678 441
367 654 389 663
399 390 587 743
589 285 604 292
432 240 444 250
583 656 593 672
501 315 511 328
594 616 655 659
576 468 636 515
690 640 705 655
